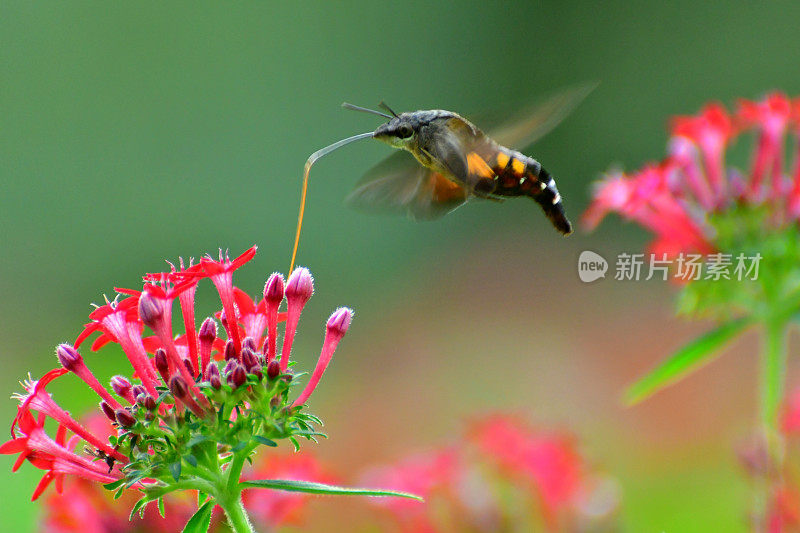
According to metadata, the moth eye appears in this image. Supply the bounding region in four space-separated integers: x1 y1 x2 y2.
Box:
397 124 413 139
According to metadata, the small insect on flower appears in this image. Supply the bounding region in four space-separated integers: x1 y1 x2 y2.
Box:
289 85 595 271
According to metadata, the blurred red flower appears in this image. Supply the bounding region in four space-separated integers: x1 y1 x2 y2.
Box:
362 415 618 532
584 93 800 257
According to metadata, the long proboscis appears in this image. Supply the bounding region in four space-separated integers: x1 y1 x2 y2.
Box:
289 131 375 273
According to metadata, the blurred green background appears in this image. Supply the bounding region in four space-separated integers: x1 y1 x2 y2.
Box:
3 1 800 531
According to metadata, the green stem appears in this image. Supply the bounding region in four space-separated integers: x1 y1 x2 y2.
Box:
215 443 258 533
760 317 788 434
226 443 258 493
218 493 254 533
755 316 789 529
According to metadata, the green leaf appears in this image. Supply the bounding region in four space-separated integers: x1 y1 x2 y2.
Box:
253 435 278 447
240 479 423 500
103 479 125 491
169 460 182 482
158 497 165 518
231 440 248 452
129 496 152 521
624 317 753 405
182 500 214 533
187 435 210 448
184 454 198 468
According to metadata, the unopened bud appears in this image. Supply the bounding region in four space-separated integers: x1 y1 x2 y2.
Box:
327 307 353 336
241 347 257 371
169 376 188 399
115 408 136 428
198 318 217 343
264 272 286 304
250 364 263 381
137 393 156 411
137 291 164 328
242 337 257 353
144 395 157 411
267 360 281 380
56 344 82 371
228 364 247 389
131 385 146 398
224 339 237 361
100 401 116 422
183 358 194 374
110 376 132 398
285 268 313 304
207 364 222 390
154 348 169 374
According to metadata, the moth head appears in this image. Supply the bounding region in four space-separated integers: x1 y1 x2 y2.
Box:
372 116 416 148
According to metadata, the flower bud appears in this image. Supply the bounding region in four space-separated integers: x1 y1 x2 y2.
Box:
115 408 136 428
223 359 237 375
137 291 164 328
110 376 132 398
250 364 263 381
228 364 247 389
154 348 169 375
241 347 257 371
263 272 285 304
267 360 281 380
183 358 194 375
56 344 82 371
327 307 353 337
198 318 217 343
285 267 313 304
208 364 222 390
169 376 188 400
224 339 237 361
144 395 157 411
137 393 156 411
100 401 116 422
131 385 146 398
242 337 257 353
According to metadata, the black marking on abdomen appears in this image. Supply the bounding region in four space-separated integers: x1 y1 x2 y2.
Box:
490 147 572 235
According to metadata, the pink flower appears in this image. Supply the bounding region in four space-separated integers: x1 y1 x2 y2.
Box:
362 416 618 532
468 415 585 528
585 93 800 257
361 449 463 533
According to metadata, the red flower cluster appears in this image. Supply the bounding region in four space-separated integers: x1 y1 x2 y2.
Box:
361 415 618 532
584 93 800 256
1 247 352 501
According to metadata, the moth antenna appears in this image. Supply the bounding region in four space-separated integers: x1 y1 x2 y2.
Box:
289 131 375 273
342 102 392 120
378 101 399 118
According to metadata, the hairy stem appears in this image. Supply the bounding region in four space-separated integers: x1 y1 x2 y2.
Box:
218 493 253 533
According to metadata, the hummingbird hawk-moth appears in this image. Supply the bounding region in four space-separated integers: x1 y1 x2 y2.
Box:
289 85 593 271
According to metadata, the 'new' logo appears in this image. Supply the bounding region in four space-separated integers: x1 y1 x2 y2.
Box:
578 251 608 282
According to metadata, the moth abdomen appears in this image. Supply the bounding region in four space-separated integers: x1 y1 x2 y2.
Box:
489 147 573 235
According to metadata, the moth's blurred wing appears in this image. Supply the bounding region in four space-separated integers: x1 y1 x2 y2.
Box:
346 151 469 220
473 82 596 150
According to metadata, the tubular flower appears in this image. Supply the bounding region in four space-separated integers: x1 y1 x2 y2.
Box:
1 247 374 532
